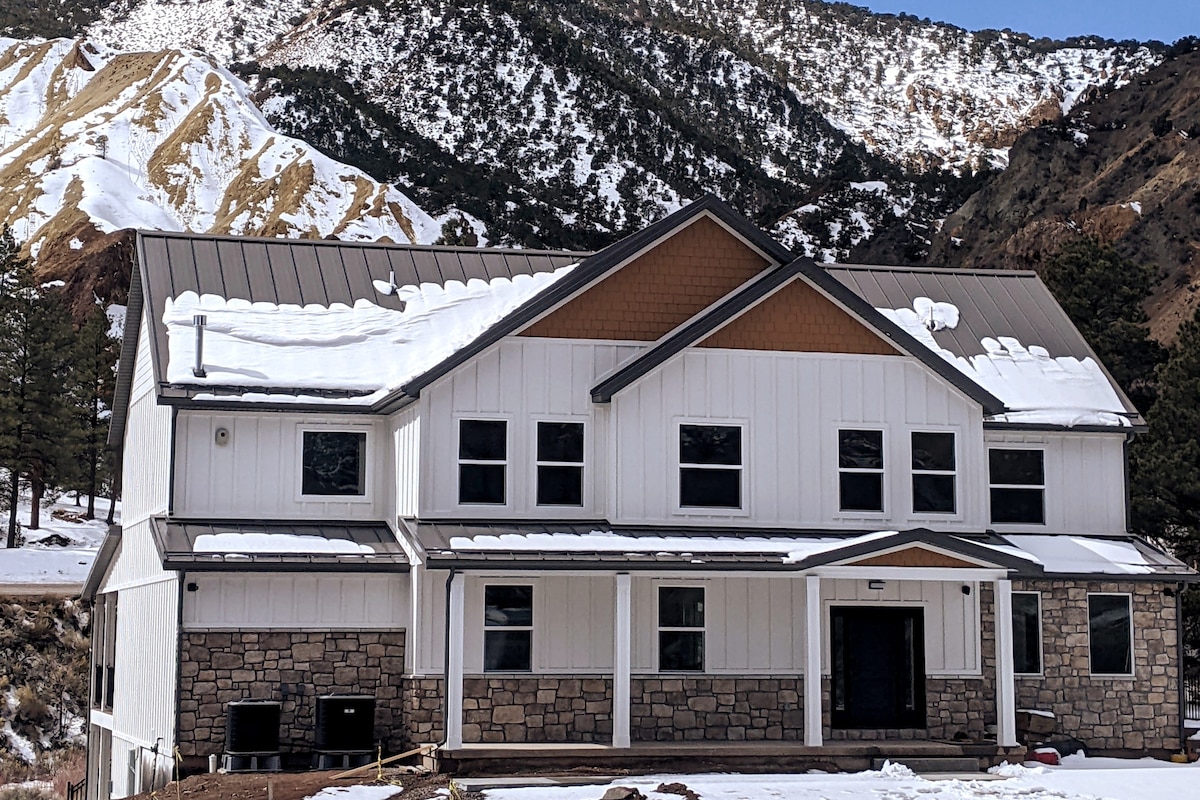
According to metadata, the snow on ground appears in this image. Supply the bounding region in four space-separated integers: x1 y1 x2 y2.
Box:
0 496 116 589
304 787 402 800
481 758 1199 800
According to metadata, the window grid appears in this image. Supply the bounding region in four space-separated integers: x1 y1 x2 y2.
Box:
838 429 885 513
458 419 508 505
484 585 534 673
678 423 743 510
911 431 956 515
535 421 585 507
658 586 705 672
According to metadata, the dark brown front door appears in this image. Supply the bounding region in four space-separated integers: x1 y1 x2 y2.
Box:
830 606 926 729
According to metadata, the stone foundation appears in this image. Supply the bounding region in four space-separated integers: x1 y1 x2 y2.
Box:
1013 579 1180 753
402 677 445 746
178 630 406 756
630 677 805 741
462 676 612 743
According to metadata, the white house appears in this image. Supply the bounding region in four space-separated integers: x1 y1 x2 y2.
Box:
84 196 1194 794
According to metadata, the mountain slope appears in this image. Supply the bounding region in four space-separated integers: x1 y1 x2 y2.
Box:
81 0 1160 257
923 43 1200 342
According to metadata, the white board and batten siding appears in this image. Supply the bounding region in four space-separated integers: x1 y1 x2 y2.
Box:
173 412 388 520
109 578 179 748
420 338 644 518
392 404 421 519
182 574 409 629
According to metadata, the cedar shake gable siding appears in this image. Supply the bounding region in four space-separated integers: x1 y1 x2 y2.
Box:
847 548 983 569
699 278 899 356
520 216 772 341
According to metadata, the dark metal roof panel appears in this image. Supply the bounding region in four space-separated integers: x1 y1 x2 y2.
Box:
316 244 354 304
290 244 328 306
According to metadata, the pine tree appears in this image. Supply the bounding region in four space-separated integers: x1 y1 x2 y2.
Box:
68 301 120 520
0 226 80 545
1040 238 1165 412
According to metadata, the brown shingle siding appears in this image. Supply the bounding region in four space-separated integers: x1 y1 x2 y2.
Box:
520 216 771 341
699 279 899 355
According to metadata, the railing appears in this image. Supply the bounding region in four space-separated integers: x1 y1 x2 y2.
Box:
67 778 85 800
1186 673 1200 722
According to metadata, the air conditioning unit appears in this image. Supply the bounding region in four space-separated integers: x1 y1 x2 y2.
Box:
314 695 375 769
223 701 281 771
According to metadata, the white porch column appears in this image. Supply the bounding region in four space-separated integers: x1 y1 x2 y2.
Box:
994 578 1017 748
613 573 632 748
804 574 823 747
446 572 465 749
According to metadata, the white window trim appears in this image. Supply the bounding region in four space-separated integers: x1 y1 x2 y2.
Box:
482 582 535 674
673 418 748 516
909 429 961 519
987 447 1046 527
456 416 512 508
295 424 373 503
532 417 588 510
834 426 888 518
656 583 707 673
1011 590 1044 677
1087 592 1135 678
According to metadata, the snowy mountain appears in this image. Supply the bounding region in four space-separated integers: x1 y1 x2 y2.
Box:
0 36 456 276
76 0 1161 259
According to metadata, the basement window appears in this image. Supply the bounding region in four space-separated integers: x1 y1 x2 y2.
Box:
679 424 742 509
1088 593 1133 676
839 429 884 512
536 421 584 506
484 585 533 672
911 431 956 514
458 420 507 505
989 449 1045 524
659 586 705 672
301 431 366 496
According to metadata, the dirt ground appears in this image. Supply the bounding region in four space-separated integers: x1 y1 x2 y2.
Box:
130 769 473 800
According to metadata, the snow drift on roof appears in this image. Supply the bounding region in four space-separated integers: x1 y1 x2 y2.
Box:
444 530 848 555
1001 536 1158 575
878 297 1130 427
193 532 376 555
162 265 577 402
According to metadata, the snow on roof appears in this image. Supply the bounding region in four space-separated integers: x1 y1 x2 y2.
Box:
877 297 1131 427
444 530 849 556
163 265 577 402
192 532 377 555
1001 535 1160 575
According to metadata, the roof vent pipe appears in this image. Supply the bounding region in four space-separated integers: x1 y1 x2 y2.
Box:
192 314 207 378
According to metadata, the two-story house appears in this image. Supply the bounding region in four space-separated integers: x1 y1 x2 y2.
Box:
83 196 1194 795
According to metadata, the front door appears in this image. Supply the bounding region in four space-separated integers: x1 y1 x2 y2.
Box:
830 606 925 729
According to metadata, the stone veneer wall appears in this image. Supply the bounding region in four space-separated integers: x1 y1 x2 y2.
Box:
630 677 805 741
1013 579 1180 753
462 676 612 743
178 630 406 756
402 677 445 746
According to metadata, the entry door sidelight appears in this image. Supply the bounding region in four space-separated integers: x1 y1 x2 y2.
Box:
830 606 926 729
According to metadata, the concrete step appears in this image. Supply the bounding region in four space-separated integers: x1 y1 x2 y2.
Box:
871 756 981 774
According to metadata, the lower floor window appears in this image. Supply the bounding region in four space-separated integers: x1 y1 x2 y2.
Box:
484 585 533 671
1088 593 1132 675
659 586 704 671
1011 591 1042 674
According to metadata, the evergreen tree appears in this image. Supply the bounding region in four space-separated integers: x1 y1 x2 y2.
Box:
68 301 120 520
0 226 79 545
1040 238 1165 412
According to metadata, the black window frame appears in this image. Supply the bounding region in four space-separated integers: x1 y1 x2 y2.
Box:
1088 593 1133 676
458 419 508 505
658 585 705 672
838 428 885 513
911 431 956 515
483 584 534 672
988 448 1045 525
678 423 743 510
300 429 368 497
535 420 585 507
1011 591 1042 675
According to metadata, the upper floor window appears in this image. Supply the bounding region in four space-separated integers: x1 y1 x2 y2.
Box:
536 422 584 506
911 432 956 514
302 430 366 496
989 449 1044 524
839 429 884 512
659 586 705 671
484 585 533 671
1088 593 1132 676
459 420 506 504
1012 591 1042 675
679 424 742 509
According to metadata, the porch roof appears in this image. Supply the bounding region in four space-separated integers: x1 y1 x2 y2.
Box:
150 517 410 572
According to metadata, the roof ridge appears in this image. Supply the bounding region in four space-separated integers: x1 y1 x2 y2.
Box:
134 229 590 258
829 262 1042 278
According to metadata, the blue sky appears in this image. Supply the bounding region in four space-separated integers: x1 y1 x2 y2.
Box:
858 2 1199 43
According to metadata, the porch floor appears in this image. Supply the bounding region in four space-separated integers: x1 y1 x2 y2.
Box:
432 740 1025 776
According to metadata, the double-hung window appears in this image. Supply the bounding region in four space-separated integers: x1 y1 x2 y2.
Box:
989 449 1045 524
301 430 367 496
536 422 584 506
679 424 742 509
458 420 507 504
1088 593 1133 676
911 431 956 514
484 585 533 671
839 429 884 512
658 586 704 671
1011 591 1042 674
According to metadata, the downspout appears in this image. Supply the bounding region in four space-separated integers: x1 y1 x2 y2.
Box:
168 407 179 516
173 572 186 782
439 568 457 749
